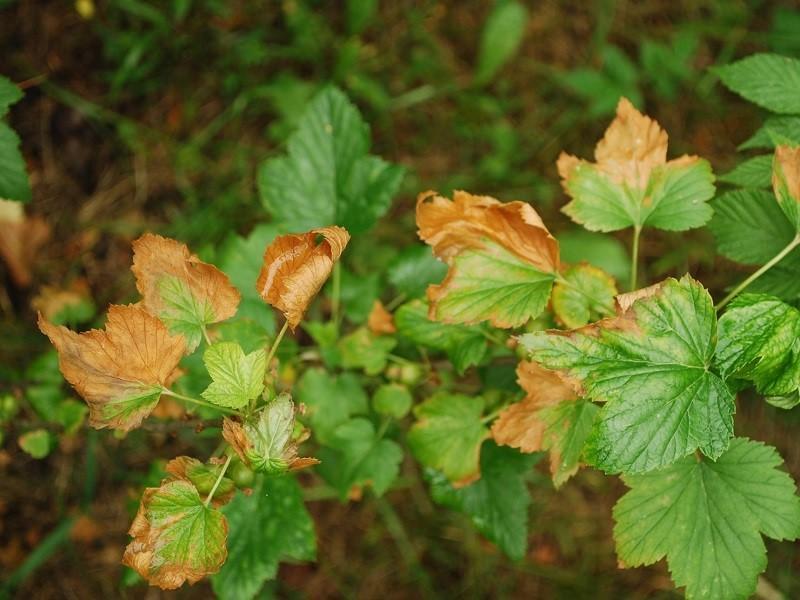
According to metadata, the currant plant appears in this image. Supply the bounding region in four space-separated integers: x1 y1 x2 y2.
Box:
35 76 800 600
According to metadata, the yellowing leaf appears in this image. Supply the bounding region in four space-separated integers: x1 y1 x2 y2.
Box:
38 304 186 431
557 98 715 233
132 234 241 352
367 300 396 334
123 480 228 589
256 226 350 330
416 190 559 328
773 145 800 231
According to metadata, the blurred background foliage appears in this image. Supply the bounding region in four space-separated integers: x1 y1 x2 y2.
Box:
1 0 800 598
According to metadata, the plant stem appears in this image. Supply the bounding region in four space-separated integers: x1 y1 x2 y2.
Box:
481 403 509 424
201 325 212 346
265 320 290 369
715 234 800 311
204 455 232 507
331 261 342 328
161 388 239 416
630 225 642 291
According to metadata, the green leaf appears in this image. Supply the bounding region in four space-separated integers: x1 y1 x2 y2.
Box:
429 442 538 560
335 268 380 324
338 326 396 375
212 475 315 599
0 75 22 118
296 368 368 445
551 263 616 328
739 116 800 150
474 1 528 85
562 155 715 232
317 418 403 499
201 342 266 409
709 189 795 265
55 399 88 434
127 480 227 588
613 438 800 599
372 383 413 419
18 429 52 459
387 245 447 299
538 399 600 487
395 300 487 374
408 393 488 484
0 122 31 202
217 224 280 334
521 275 735 474
716 53 800 114
716 294 800 397
558 229 630 283
241 396 299 473
258 86 405 234
718 154 772 189
428 241 555 328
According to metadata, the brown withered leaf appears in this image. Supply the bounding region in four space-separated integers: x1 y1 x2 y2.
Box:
0 199 50 287
31 279 93 322
256 226 350 330
774 145 800 202
416 190 559 328
122 479 228 589
491 361 577 453
367 300 396 334
132 234 240 352
38 304 186 431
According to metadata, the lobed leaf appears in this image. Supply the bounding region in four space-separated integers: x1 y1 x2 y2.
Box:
551 263 617 328
296 367 368 445
201 342 266 409
715 53 800 114
717 154 772 189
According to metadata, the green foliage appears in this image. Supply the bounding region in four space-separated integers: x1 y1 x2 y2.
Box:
18 429 52 459
202 342 266 409
212 476 315 600
0 74 31 202
387 245 447 299
258 85 405 234
551 263 616 328
614 438 800 599
474 1 529 86
372 383 412 419
557 230 630 283
429 442 538 560
338 327 396 375
295 368 368 445
717 154 772 188
716 53 800 114
538 399 600 488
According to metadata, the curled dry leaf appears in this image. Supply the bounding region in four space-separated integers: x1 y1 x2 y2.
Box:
123 480 228 590
38 304 186 431
416 190 559 328
0 199 50 287
367 299 396 334
132 234 241 352
256 226 350 330
223 394 319 474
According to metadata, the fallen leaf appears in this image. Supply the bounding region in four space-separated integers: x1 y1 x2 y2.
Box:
132 234 241 352
122 480 228 589
38 304 186 431
416 190 559 328
367 300 396 334
256 226 350 330
0 199 50 287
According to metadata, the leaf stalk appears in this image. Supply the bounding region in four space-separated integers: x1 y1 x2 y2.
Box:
204 454 232 507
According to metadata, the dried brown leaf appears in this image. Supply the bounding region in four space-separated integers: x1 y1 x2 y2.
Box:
38 304 186 431
774 145 800 202
367 300 396 334
256 226 350 330
0 200 50 287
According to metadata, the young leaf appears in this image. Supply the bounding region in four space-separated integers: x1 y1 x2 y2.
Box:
491 361 597 487
222 395 319 474
709 189 795 265
429 442 537 561
132 234 241 352
521 275 735 474
394 299 488 374
474 1 528 85
123 480 228 590
416 190 559 328
715 53 800 114
211 476 315 600
295 367 368 445
38 305 186 431
258 86 405 234
367 300 396 334
557 98 715 233
18 429 52 459
718 154 772 189
337 326 396 375
256 226 350 330
772 145 800 231
317 418 403 499
551 263 617 328
716 294 800 398
201 342 266 409
408 393 488 486
614 438 800 600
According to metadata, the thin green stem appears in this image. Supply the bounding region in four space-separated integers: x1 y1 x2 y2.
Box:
204 455 232 507
481 403 510 424
331 261 342 328
201 325 212 346
715 234 800 311
630 225 642 291
161 388 239 416
265 320 290 369
385 293 407 312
